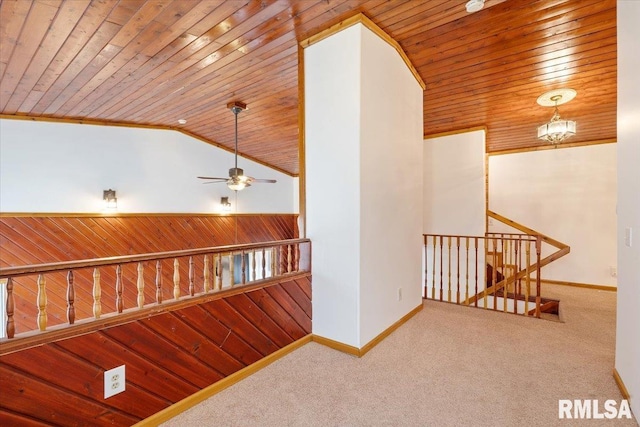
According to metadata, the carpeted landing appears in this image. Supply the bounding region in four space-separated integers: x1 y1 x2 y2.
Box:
162 285 636 426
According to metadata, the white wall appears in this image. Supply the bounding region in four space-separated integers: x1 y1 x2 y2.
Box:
423 130 486 235
306 23 423 348
305 25 362 346
359 26 423 346
616 0 640 416
423 131 486 300
0 119 294 214
489 145 617 286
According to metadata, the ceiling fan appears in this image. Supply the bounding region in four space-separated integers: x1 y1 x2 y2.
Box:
197 101 276 191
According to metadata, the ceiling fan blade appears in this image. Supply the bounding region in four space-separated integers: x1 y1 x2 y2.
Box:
197 176 227 180
249 178 277 183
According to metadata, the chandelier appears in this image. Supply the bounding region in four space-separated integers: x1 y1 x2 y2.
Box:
536 89 577 144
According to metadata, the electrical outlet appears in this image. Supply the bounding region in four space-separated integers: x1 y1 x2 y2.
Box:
397 287 402 301
104 365 125 399
609 266 617 278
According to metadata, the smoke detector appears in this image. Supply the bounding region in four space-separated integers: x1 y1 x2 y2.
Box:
466 0 485 13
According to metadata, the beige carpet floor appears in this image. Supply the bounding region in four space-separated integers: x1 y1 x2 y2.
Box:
162 285 636 426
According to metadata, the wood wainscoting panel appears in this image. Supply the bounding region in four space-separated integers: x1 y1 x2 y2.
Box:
0 275 312 426
0 214 296 335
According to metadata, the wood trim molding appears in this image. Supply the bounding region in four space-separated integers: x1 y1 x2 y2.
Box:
488 138 617 156
424 126 487 141
312 303 423 357
312 334 361 356
359 303 423 356
485 153 489 234
135 334 313 426
299 13 425 90
613 368 631 400
0 212 297 218
539 279 616 292
297 45 307 238
0 114 296 177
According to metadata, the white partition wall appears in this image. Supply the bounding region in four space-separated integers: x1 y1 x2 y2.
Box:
0 119 294 214
616 0 640 416
423 131 486 302
489 145 617 286
305 23 423 348
423 130 486 235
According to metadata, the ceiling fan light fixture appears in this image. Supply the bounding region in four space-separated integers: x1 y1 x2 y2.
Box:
465 0 485 13
197 102 276 189
228 180 248 191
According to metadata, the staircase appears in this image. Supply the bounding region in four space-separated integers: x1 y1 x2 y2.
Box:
423 211 569 319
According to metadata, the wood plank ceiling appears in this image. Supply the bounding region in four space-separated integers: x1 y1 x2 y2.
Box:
0 0 617 176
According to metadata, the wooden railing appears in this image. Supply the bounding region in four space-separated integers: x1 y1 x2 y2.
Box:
478 211 570 303
423 233 543 317
424 212 570 318
0 239 310 343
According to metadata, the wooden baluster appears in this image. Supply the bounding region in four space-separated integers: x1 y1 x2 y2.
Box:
439 236 443 301
37 274 48 331
503 239 509 313
137 262 145 309
229 253 235 287
155 261 162 304
261 248 267 279
535 236 542 318
456 237 460 304
447 236 452 302
189 256 195 296
251 250 257 281
188 256 196 296
241 250 246 284
204 255 211 293
431 236 436 300
287 245 293 273
115 265 123 314
216 253 223 291
93 269 101 319
67 270 76 324
295 244 300 272
272 248 277 277
6 278 15 338
512 241 520 314
465 237 470 304
525 240 531 315
474 237 478 307
423 235 428 299
173 258 180 300
518 236 524 296
490 238 497 310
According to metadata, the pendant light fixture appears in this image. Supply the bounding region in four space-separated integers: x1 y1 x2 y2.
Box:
536 88 577 144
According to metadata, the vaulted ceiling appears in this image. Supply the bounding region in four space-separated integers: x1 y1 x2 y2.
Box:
0 0 617 176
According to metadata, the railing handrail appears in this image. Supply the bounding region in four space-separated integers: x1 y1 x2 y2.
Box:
487 210 569 250
463 211 570 307
0 238 311 278
423 233 537 242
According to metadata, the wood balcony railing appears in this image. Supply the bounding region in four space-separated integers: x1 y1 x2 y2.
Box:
423 233 543 317
0 239 310 348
